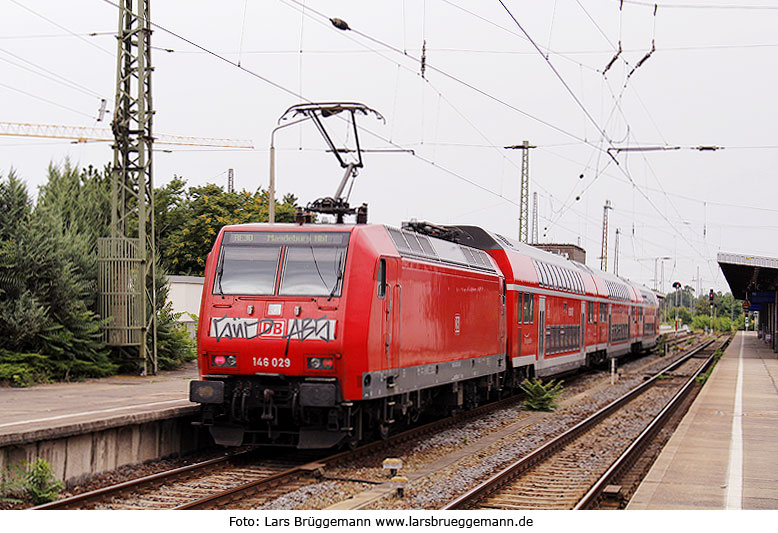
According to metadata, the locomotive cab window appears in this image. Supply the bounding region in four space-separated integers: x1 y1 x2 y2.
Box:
215 243 281 295
377 258 386 299
215 231 350 297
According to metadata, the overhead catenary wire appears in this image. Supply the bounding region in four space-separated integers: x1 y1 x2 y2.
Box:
619 1 778 10
60 0 756 288
495 0 714 271
94 0 527 211
291 0 755 281
8 0 114 57
0 81 95 120
0 46 105 100
282 0 684 241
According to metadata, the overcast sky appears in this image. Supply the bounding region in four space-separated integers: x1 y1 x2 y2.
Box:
1 0 777 295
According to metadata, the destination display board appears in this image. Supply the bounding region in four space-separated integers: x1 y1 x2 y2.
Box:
224 231 350 247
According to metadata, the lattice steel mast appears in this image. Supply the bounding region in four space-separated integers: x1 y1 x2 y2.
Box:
600 200 612 272
98 0 157 375
504 140 535 243
614 227 621 275
531 191 538 244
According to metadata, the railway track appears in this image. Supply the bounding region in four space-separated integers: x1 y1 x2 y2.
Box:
33 333 710 510
33 388 530 510
32 450 319 510
442 336 728 510
176 336 713 510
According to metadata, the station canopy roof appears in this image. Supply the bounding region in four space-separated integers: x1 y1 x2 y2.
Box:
717 252 778 304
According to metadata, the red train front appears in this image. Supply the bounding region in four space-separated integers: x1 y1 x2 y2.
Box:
190 223 505 448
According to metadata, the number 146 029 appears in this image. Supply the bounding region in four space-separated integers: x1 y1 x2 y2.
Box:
253 357 291 368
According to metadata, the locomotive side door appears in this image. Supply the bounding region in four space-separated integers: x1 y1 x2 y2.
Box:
379 257 401 373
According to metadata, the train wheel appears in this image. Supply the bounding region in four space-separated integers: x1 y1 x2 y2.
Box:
378 423 390 440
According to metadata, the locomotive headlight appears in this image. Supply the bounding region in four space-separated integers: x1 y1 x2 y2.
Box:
307 356 334 370
211 354 237 367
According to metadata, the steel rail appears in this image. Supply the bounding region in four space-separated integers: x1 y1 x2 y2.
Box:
174 394 528 509
574 336 731 509
31 450 261 510
32 335 693 510
441 337 716 510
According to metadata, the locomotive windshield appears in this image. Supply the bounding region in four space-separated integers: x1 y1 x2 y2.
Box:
215 231 349 297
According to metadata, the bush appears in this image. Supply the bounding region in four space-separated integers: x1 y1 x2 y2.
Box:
1 170 114 383
1 458 63 505
156 304 196 370
1 164 196 382
519 378 564 412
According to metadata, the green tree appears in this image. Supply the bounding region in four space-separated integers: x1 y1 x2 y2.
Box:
159 182 299 276
0 168 115 384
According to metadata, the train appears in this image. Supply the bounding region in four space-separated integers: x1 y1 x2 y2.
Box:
189 219 659 449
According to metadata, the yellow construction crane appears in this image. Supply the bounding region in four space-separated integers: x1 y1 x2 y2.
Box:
0 121 254 149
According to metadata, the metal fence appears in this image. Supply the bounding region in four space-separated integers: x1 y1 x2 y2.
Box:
97 237 144 346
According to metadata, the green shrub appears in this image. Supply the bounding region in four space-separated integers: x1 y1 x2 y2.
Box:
156 304 196 370
1 458 63 505
519 378 564 412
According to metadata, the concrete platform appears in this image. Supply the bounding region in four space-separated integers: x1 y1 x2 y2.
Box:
628 331 778 510
0 361 202 485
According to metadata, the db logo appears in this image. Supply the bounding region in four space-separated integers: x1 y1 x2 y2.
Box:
454 314 461 335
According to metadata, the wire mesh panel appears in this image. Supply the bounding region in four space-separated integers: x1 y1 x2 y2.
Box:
98 237 144 346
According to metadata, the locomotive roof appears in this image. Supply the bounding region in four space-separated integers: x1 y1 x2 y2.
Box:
216 222 655 304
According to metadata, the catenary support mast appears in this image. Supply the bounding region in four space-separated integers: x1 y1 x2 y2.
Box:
98 0 157 375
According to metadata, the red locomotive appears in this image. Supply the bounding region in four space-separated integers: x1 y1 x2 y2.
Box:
189 220 659 448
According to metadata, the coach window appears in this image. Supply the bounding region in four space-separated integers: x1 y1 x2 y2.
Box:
524 293 534 323
517 292 524 323
377 258 386 299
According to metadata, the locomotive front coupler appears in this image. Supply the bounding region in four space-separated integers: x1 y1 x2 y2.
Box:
261 388 276 421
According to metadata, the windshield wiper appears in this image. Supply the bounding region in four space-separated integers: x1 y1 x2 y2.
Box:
215 252 225 298
328 250 345 301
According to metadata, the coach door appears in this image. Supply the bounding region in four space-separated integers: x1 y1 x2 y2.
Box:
581 303 586 356
538 297 546 360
